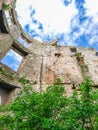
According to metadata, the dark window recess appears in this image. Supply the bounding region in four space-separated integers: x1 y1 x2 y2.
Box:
0 10 8 33
96 52 98 56
81 64 89 72
0 82 15 104
72 83 76 89
12 44 29 56
55 53 61 57
70 47 76 55
94 84 98 88
0 49 23 71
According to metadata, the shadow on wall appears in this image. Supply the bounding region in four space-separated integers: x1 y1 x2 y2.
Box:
0 10 8 33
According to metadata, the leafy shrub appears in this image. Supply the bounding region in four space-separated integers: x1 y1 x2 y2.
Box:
0 77 98 129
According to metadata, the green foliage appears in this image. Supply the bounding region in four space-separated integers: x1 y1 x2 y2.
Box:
18 75 29 85
0 77 98 129
0 66 3 75
74 52 84 62
2 3 11 10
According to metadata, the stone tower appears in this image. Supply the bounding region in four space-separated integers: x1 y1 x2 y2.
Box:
0 0 98 104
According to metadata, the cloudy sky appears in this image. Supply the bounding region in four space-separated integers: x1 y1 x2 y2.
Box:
1 0 98 71
15 0 98 50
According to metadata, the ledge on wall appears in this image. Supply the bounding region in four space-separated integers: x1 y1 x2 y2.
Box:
0 80 20 90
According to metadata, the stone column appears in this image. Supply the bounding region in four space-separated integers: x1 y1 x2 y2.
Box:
0 33 13 59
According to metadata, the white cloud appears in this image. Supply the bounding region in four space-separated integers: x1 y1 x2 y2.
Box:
16 0 78 33
84 0 98 20
65 0 98 46
15 0 32 27
83 0 98 45
85 24 98 45
15 0 98 48
31 0 77 33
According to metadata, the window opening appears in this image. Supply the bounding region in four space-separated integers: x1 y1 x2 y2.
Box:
0 82 15 104
55 53 61 57
4 10 13 26
0 10 8 33
6 18 12 26
70 47 76 55
72 83 76 89
0 49 23 71
96 52 98 56
17 37 28 48
81 64 89 72
0 87 9 104
4 10 10 18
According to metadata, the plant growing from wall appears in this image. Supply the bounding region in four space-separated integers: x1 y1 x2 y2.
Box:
0 77 98 129
2 3 11 10
78 77 94 129
74 52 81 60
0 66 3 75
73 52 84 65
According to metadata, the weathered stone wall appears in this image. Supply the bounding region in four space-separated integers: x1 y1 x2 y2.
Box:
18 41 98 94
0 87 8 104
0 34 13 59
0 0 98 104
0 1 2 10
0 63 22 104
78 48 98 84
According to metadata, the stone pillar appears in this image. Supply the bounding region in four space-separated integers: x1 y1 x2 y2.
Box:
0 33 13 60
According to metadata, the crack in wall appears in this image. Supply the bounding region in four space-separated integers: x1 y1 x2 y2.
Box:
39 56 43 93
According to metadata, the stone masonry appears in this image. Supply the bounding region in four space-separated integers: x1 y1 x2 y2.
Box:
0 0 98 104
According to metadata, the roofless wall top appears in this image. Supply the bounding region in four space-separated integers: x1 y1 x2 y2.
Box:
1 0 98 105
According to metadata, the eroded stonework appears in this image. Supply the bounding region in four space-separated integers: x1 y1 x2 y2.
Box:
0 0 98 104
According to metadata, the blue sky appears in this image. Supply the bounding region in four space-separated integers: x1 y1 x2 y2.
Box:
15 0 98 50
1 49 23 71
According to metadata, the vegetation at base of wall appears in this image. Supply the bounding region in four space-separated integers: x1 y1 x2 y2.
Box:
0 77 98 129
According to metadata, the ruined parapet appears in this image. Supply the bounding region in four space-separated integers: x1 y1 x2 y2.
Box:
0 0 98 104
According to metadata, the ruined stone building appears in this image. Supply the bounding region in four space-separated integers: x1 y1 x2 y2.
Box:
0 0 98 105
